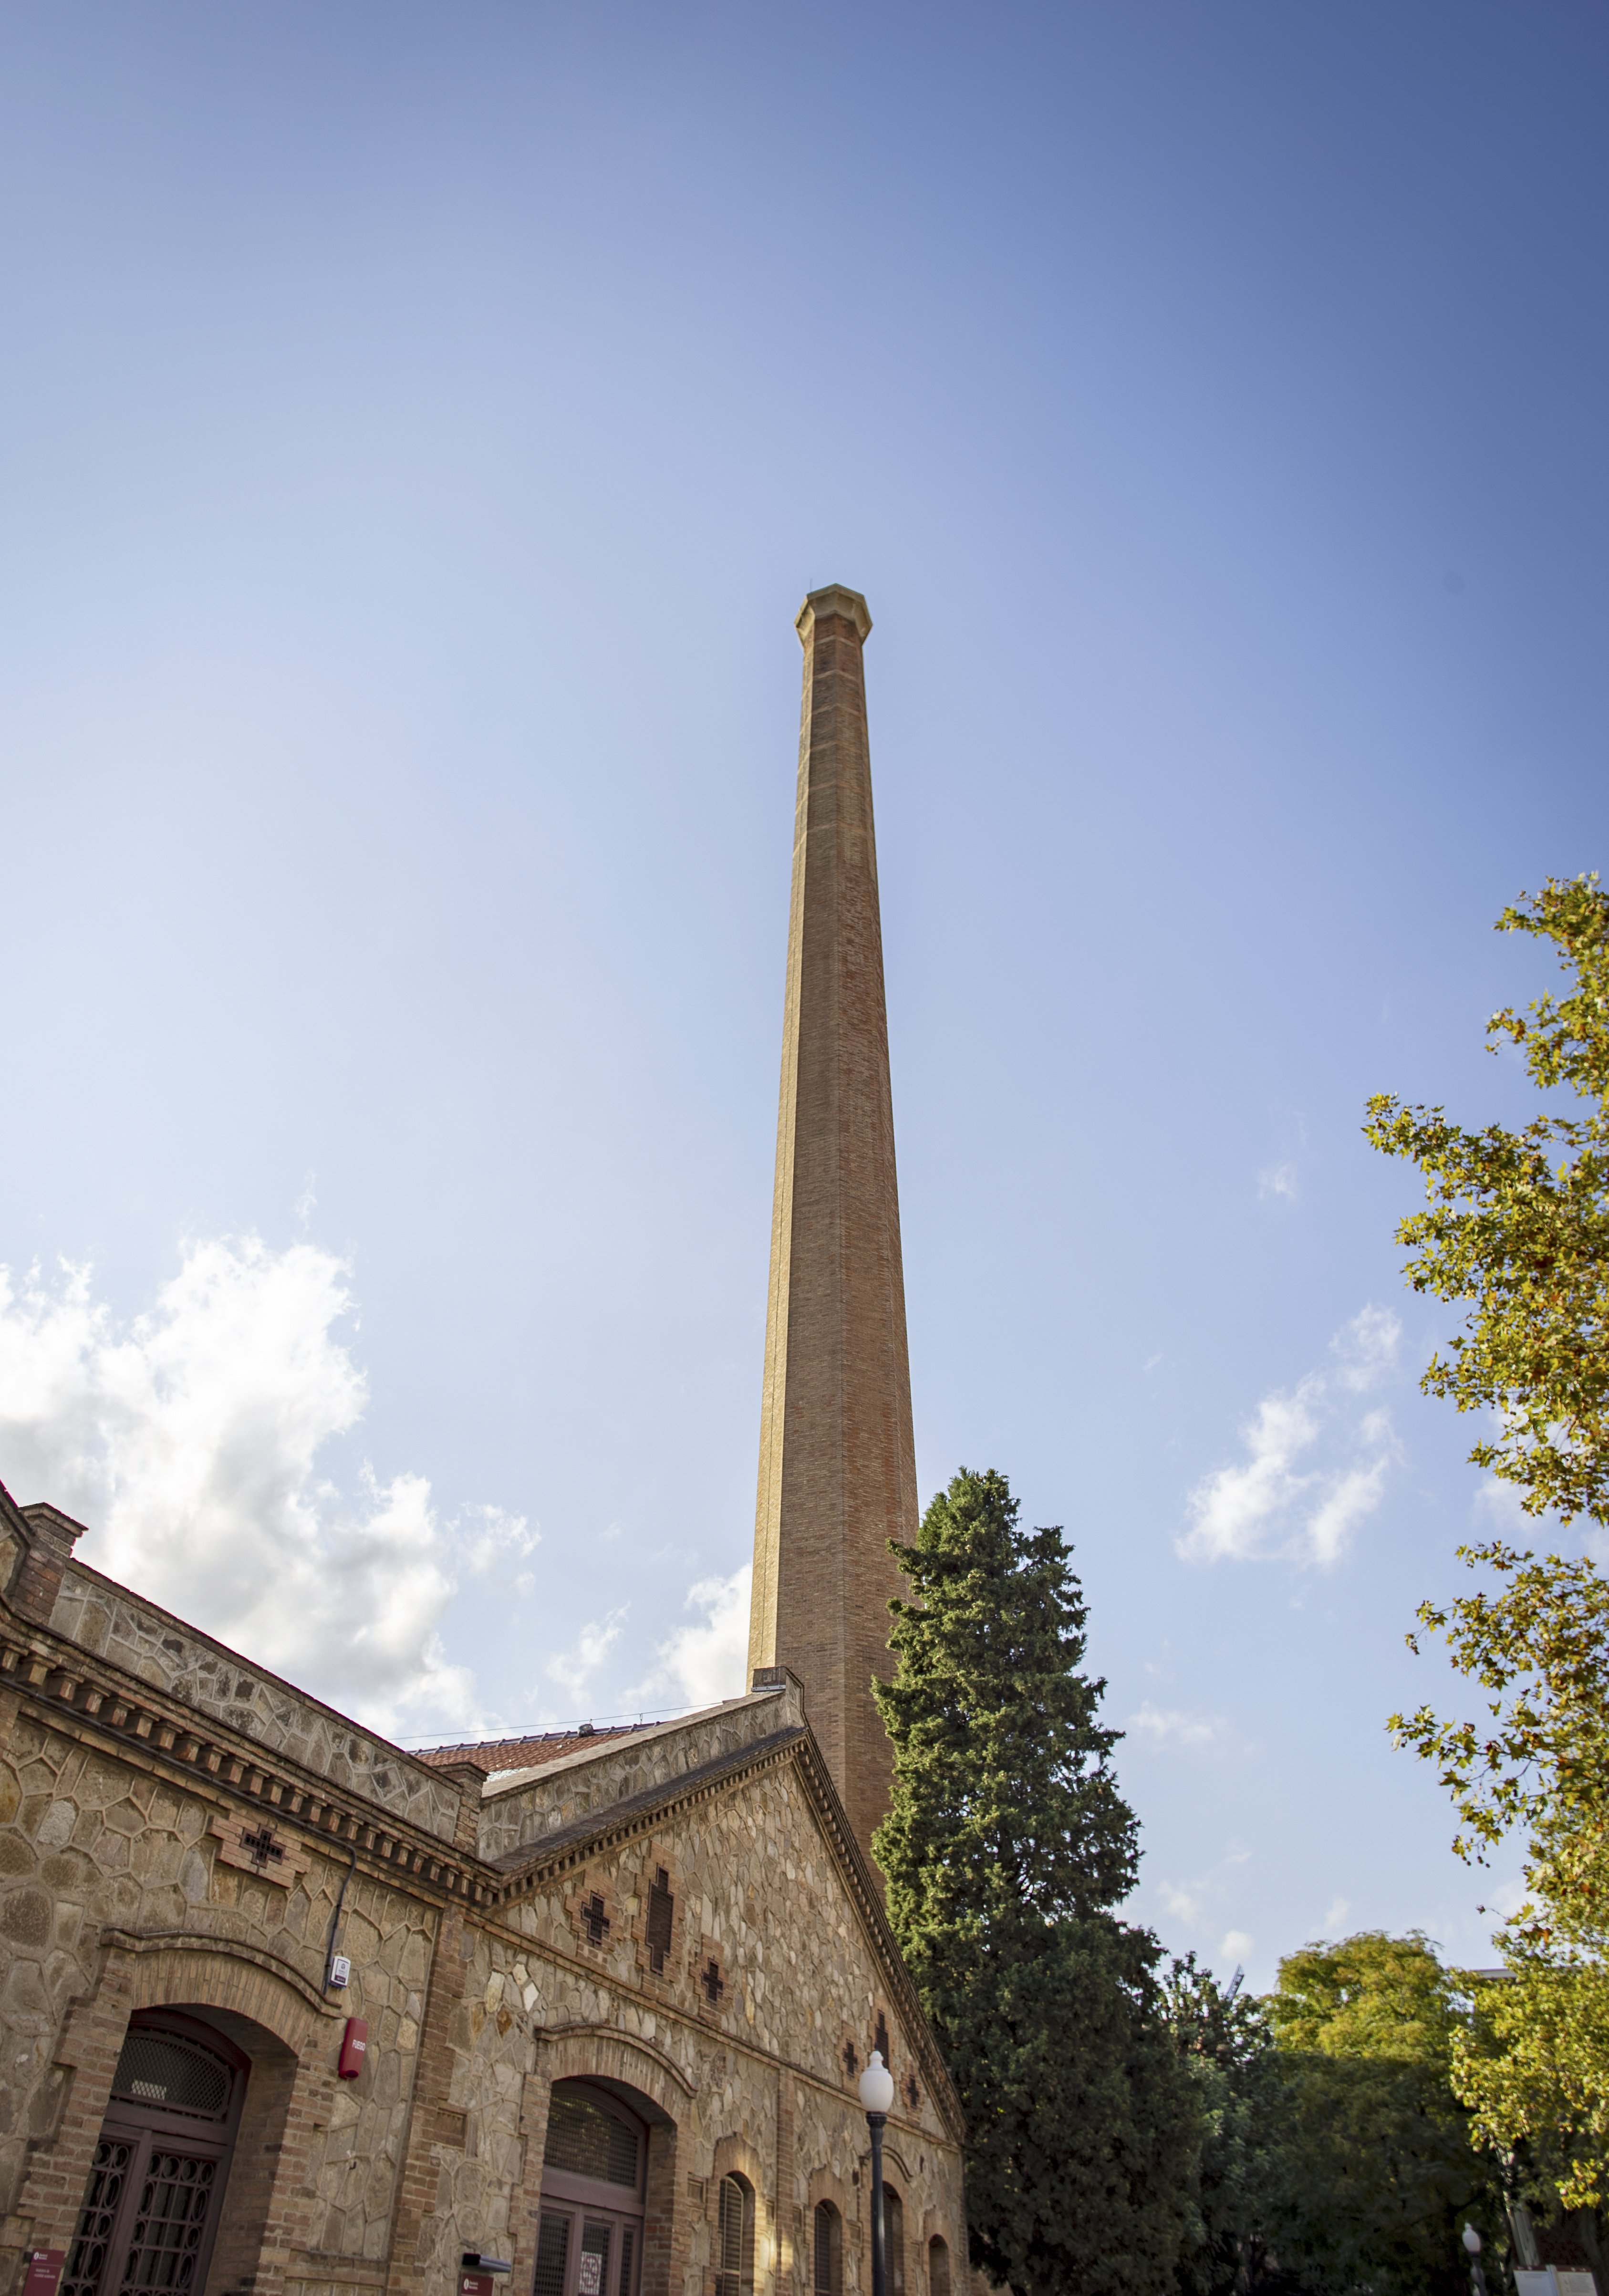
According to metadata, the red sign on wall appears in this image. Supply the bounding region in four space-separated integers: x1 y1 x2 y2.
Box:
23 2252 65 2296
337 2018 368 2079
461 2275 496 2296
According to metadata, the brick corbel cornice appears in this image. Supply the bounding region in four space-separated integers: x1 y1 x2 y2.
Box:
0 1616 491 1913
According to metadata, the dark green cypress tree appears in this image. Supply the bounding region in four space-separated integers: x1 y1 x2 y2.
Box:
873 1467 1199 2296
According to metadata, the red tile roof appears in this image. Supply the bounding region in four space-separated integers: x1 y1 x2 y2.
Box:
414 1723 650 1774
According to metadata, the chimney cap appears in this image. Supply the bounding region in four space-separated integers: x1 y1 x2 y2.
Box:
796 586 871 644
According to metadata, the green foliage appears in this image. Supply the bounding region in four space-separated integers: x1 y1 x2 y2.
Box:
1267 1931 1469 2065
1364 873 1609 1530
1454 1964 1609 2212
1165 1959 1283 2296
1168 1938 1505 2296
1368 878 1609 2214
873 1467 1198 2296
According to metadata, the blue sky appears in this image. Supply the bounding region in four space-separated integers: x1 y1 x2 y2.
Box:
1 2 1606 1989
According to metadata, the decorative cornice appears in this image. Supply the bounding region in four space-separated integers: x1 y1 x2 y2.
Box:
796 585 872 644
0 1618 489 1911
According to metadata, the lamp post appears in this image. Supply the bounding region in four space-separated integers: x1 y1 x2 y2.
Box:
859 2051 895 2296
1464 2223 1489 2296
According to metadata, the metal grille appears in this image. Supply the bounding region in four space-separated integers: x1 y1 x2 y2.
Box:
542 2093 640 2188
533 2215 570 2296
581 1895 610 1949
813 2204 838 2296
645 1870 673 1976
111 2033 233 2122
62 2138 133 2296
716 2176 752 2296
701 1959 724 2006
577 2223 611 2296
618 2226 635 2296
119 2151 217 2292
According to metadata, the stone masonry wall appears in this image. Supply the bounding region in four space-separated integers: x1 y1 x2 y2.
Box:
0 1683 443 2296
1 1650 965 2296
48 1565 461 1843
476 1694 792 1862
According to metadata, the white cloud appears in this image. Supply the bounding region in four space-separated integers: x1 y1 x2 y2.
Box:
1323 1896 1351 1932
545 1610 627 1701
1220 1930 1254 1964
1161 1880 1204 1922
632 1564 752 1713
1179 1307 1402 1567
1127 1701 1227 1750
462 1504 538 1577
1258 1163 1298 1202
0 1239 524 1735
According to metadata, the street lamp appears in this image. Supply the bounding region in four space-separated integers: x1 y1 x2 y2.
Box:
1464 2224 1489 2296
859 2051 895 2296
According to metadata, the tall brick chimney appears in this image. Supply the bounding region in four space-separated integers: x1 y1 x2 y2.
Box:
747 584 918 1872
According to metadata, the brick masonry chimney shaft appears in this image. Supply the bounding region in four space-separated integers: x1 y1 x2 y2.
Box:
747 585 918 1875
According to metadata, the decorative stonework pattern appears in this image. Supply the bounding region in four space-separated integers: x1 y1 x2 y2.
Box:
47 1565 461 1842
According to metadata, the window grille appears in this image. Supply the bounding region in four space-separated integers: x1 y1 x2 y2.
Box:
119 2148 217 2292
646 1870 674 1975
873 2012 890 2067
111 2032 234 2123
62 2138 133 2296
533 2215 570 2296
542 2090 640 2189
715 2175 754 2296
581 1894 611 1949
619 2227 635 2296
904 2075 920 2112
813 2202 841 2296
701 1959 724 2005
841 2041 858 2079
578 2220 612 2296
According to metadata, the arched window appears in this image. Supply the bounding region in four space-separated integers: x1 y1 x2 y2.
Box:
883 2186 905 2296
928 2236 951 2296
812 2202 841 2296
716 2173 755 2296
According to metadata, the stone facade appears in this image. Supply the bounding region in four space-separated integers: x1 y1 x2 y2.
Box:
0 1490 968 2296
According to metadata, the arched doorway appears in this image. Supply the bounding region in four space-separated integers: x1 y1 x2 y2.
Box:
62 2012 249 2296
535 2083 649 2296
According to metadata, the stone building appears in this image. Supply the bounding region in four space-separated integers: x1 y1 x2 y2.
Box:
0 587 960 2296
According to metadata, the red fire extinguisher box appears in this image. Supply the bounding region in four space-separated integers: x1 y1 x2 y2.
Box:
338 2019 368 2079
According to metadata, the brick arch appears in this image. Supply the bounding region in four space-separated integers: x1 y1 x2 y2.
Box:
16 1930 343 2273
807 2167 852 2222
530 2034 688 2296
535 2027 692 2123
